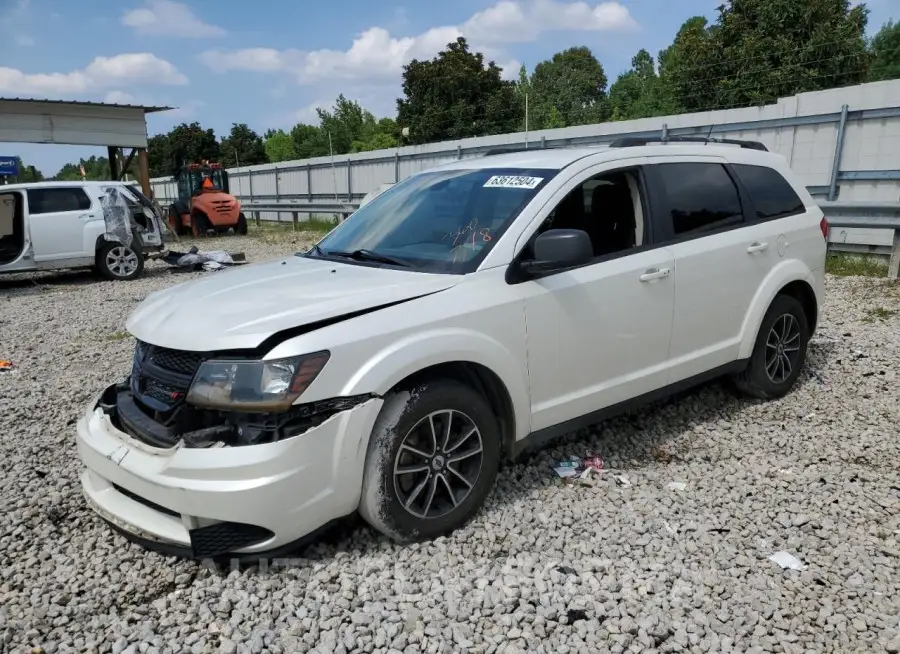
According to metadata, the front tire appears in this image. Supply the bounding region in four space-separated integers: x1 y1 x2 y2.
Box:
732 294 809 399
191 211 211 237
96 239 144 281
359 378 501 542
236 212 248 235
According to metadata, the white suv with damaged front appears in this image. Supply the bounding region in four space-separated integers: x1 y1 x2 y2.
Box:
76 137 828 559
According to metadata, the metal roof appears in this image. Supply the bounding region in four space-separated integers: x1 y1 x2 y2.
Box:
0 98 173 113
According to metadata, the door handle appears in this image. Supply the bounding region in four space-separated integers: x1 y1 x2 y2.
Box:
747 241 768 254
639 268 671 282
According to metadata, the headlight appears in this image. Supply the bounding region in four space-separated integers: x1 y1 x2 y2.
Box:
186 351 330 412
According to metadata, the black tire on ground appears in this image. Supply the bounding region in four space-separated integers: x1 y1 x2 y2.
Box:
732 293 809 400
236 212 248 235
168 205 184 236
191 211 211 237
96 239 144 281
358 378 501 542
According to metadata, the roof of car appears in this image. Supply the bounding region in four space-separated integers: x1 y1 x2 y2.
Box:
431 142 781 172
0 180 136 192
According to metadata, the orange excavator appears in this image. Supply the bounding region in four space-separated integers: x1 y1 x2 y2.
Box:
167 161 248 237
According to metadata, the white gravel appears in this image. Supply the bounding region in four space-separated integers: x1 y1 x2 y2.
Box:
2 237 900 654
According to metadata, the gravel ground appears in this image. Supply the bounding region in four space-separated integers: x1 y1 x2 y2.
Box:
1 234 900 654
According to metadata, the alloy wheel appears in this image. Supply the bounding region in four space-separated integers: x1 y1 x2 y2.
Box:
765 313 801 384
393 409 484 520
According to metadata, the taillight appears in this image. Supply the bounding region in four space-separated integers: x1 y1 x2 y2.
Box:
820 216 829 239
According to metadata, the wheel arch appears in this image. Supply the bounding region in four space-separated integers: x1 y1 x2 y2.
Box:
388 361 518 460
738 262 819 359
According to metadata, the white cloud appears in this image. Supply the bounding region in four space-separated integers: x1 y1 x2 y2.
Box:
104 90 138 105
200 0 636 83
0 53 188 96
122 0 226 38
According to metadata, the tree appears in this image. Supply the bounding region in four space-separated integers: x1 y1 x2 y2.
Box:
529 46 609 128
665 0 870 113
397 37 523 144
352 117 399 152
263 129 298 162
219 123 268 168
147 133 172 178
54 155 136 181
608 49 678 120
290 123 330 159
869 20 900 81
8 157 43 183
165 122 220 176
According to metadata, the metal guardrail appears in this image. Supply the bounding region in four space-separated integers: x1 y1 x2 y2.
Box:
821 202 900 279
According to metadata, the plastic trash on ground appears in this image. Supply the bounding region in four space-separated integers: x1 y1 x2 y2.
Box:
552 453 604 479
162 246 245 272
100 186 134 246
769 551 805 570
0 359 14 373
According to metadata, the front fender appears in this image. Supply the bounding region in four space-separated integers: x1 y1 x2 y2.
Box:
738 259 817 359
340 328 532 441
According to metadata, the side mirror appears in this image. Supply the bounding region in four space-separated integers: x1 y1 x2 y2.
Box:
520 229 593 274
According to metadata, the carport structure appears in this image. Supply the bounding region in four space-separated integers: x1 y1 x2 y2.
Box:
0 98 172 196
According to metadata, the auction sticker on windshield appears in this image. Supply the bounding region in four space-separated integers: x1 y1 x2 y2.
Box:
483 175 544 189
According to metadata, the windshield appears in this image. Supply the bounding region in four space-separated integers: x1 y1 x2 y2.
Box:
307 167 557 273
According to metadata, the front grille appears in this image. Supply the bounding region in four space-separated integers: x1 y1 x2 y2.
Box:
189 522 274 558
144 377 186 404
149 346 205 376
113 483 180 518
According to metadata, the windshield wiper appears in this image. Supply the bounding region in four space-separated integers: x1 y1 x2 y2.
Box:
325 248 412 267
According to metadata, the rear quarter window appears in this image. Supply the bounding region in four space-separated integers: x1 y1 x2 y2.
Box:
732 164 805 221
654 162 744 236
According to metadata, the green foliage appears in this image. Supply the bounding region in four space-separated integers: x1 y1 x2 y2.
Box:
263 129 297 163
869 20 900 81
220 123 267 168
8 157 43 182
397 37 522 144
608 49 679 120
665 1 870 113
528 46 608 128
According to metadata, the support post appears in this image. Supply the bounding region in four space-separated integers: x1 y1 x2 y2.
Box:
456 145 462 160
255 212 260 228
137 149 151 198
108 146 120 180
347 159 352 202
119 148 137 180
394 151 399 183
889 229 900 281
661 123 668 140
248 172 255 204
828 104 849 202
306 164 312 202
274 166 280 202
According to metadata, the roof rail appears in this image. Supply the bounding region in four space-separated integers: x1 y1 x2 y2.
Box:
608 135 769 152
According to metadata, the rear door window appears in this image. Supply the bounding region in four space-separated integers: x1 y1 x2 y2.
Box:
653 162 744 237
27 187 91 214
732 164 805 221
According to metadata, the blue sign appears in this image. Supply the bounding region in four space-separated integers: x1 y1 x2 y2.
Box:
0 157 18 177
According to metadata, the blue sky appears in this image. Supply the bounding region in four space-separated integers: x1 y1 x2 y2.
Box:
1 0 895 176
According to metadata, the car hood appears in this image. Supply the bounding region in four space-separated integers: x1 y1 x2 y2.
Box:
126 255 460 352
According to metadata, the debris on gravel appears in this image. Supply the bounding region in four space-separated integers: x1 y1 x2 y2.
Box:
1 238 899 653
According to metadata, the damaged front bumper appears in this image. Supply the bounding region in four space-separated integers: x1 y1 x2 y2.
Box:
75 383 383 559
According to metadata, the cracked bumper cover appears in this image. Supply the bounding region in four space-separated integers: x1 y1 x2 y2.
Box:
75 384 384 558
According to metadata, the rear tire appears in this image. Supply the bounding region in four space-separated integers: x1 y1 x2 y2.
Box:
732 294 809 399
236 213 248 235
359 378 501 542
96 239 144 281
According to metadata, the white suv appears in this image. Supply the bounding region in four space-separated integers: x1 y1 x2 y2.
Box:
0 181 164 280
75 138 827 559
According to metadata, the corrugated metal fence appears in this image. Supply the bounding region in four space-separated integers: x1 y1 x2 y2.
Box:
152 79 900 250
